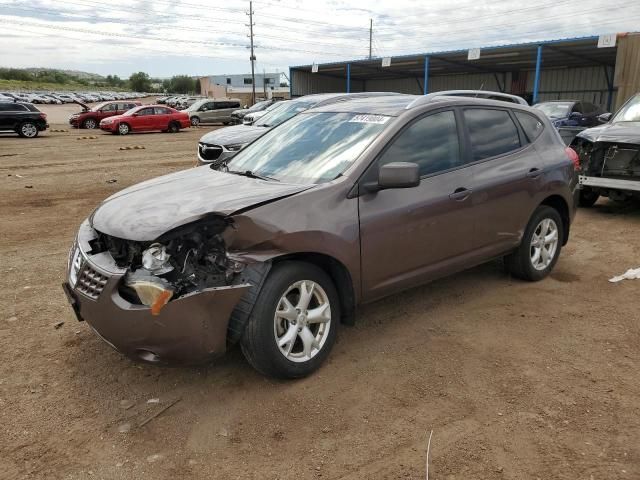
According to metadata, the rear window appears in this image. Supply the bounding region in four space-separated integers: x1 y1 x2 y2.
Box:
463 108 521 161
514 111 544 142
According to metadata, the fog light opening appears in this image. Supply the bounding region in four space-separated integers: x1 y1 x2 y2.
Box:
137 349 161 363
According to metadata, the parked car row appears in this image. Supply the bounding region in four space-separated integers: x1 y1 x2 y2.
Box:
1 91 149 105
63 90 581 380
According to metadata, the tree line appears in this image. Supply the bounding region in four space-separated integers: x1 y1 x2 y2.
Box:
0 68 199 94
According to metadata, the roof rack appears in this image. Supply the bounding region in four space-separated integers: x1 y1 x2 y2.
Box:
406 90 528 109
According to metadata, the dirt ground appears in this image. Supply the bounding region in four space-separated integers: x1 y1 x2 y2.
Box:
1 105 639 480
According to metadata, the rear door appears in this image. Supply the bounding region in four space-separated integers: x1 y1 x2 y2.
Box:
359 109 476 301
462 107 543 256
153 107 171 129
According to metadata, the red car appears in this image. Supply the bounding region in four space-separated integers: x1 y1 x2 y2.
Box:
69 100 142 129
99 105 190 135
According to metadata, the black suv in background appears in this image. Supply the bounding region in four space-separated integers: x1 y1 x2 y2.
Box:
0 101 48 138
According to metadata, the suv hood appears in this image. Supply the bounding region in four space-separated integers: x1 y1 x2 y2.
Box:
90 167 310 241
577 122 640 143
199 124 268 146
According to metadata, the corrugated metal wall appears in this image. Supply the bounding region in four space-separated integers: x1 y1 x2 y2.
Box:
365 72 509 94
614 33 640 110
529 66 612 106
291 70 364 96
292 55 638 112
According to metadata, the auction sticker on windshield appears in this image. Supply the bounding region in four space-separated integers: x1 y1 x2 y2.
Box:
349 114 390 124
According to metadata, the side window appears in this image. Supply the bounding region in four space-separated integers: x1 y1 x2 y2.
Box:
203 102 216 110
0 103 11 111
230 102 241 109
463 108 521 161
514 111 544 143
214 102 229 109
583 102 597 114
154 107 168 115
103 103 116 112
378 110 462 177
138 108 154 116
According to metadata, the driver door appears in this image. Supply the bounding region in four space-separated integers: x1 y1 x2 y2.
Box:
134 107 155 130
358 109 477 302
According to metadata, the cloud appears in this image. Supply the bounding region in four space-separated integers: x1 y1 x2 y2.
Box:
0 0 638 77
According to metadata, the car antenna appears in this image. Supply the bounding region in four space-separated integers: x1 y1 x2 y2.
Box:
475 83 485 97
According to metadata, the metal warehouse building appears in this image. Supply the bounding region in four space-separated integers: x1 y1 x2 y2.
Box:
290 33 640 111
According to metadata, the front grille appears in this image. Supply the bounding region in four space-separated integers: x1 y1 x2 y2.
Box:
76 263 108 300
199 143 223 161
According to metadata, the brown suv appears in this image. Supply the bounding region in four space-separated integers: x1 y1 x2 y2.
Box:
63 94 578 378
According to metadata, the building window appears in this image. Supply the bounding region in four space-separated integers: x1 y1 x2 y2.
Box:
226 78 231 85
244 78 252 85
265 77 273 84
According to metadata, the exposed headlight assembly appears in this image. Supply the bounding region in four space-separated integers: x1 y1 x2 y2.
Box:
142 243 173 274
125 270 174 316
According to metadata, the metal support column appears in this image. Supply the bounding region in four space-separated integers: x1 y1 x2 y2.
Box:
533 45 543 104
289 67 293 97
346 63 351 93
603 65 614 111
423 56 429 95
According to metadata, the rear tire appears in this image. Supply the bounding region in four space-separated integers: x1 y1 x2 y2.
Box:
579 188 599 208
168 121 180 133
505 206 563 282
241 262 339 378
190 116 200 127
18 122 38 138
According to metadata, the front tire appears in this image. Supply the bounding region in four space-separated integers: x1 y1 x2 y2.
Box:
118 123 130 135
83 118 98 129
579 188 599 208
190 116 200 127
505 206 563 281
18 122 38 138
241 262 339 378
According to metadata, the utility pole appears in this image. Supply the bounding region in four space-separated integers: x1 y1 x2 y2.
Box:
369 19 373 59
247 0 256 105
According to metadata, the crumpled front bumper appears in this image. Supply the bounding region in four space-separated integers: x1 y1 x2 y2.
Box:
63 220 251 365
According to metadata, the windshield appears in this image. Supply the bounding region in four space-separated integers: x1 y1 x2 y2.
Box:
534 102 572 118
227 112 389 184
612 94 640 122
246 100 270 112
255 100 315 127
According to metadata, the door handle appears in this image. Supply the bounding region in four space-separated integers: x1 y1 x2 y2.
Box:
527 168 543 179
449 187 472 201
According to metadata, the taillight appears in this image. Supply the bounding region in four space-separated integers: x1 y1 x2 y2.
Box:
39 112 47 119
565 146 580 171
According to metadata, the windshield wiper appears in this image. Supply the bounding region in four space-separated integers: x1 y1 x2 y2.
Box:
227 169 280 182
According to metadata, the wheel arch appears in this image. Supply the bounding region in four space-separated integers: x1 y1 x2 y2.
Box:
539 194 570 245
270 253 357 326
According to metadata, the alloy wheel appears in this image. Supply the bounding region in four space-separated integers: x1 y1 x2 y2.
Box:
273 280 331 363
118 123 129 135
530 218 559 270
21 123 37 138
84 119 97 129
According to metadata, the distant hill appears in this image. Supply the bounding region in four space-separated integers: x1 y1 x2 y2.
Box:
22 68 105 81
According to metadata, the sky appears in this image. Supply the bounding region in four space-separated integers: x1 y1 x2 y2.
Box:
0 0 639 79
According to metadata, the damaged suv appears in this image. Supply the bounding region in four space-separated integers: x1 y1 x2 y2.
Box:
572 93 640 206
64 94 578 378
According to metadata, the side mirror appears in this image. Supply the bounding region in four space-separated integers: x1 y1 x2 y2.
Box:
598 112 612 123
365 162 420 192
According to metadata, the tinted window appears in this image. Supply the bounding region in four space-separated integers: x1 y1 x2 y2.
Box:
463 109 521 161
154 107 170 114
378 110 462 176
572 103 583 113
0 103 27 111
137 108 155 116
102 103 117 111
515 111 544 142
